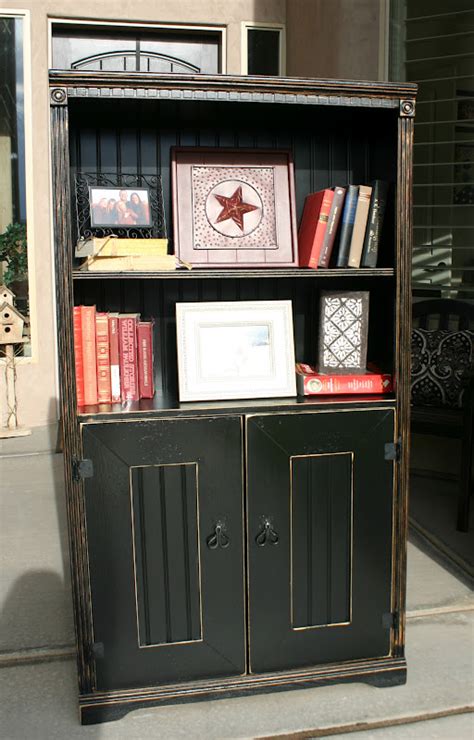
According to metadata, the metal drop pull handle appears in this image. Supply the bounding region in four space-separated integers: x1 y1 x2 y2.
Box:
206 522 230 550
255 519 279 547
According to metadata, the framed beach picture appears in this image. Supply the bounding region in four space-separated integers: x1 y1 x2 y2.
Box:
171 148 298 267
176 300 297 401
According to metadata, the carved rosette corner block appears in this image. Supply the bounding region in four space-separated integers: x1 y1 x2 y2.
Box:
400 99 415 118
50 87 68 106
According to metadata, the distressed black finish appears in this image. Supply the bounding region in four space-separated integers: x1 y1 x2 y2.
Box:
49 71 415 724
82 416 246 689
247 409 395 674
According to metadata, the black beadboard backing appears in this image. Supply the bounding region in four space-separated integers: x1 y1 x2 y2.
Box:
69 98 398 267
292 453 352 628
131 464 201 647
73 275 395 401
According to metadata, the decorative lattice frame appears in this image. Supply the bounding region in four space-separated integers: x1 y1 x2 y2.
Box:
74 172 167 241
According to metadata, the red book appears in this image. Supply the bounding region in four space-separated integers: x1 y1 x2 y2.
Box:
119 314 139 402
81 305 97 406
318 186 346 267
296 363 393 396
137 321 155 399
73 306 85 407
96 312 111 404
298 189 334 268
108 313 121 403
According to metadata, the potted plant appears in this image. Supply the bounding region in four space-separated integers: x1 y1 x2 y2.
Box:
0 223 28 307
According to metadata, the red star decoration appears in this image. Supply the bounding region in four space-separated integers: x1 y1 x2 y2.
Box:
214 186 259 231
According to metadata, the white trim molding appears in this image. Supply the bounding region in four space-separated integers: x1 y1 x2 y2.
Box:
241 21 286 76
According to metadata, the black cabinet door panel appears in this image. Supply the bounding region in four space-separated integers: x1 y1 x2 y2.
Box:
247 409 395 674
83 416 245 690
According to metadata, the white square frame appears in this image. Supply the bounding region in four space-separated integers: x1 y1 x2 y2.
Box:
176 300 296 402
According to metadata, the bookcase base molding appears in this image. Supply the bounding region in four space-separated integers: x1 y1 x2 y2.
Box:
50 71 415 726
79 658 407 725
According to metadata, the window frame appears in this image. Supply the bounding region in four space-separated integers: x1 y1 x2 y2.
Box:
0 8 37 364
241 21 286 76
48 18 227 74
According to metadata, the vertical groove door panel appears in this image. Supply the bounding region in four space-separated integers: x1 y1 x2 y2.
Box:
83 416 245 691
247 409 395 674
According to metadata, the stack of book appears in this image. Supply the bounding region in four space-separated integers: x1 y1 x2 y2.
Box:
73 306 155 406
298 181 389 269
75 237 178 271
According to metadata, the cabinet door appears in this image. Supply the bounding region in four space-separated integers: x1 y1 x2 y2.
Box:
82 416 245 690
247 409 395 674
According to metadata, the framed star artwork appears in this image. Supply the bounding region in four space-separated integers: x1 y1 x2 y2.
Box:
171 148 298 267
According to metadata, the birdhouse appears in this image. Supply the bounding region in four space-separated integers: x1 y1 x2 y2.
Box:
0 301 26 344
0 284 15 306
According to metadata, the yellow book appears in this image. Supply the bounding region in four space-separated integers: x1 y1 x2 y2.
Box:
75 237 169 258
84 254 178 271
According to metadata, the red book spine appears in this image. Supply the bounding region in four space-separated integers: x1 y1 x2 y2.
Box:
73 306 85 407
298 189 334 268
108 314 121 403
119 315 139 402
96 312 111 404
137 321 155 399
296 364 392 396
81 305 97 406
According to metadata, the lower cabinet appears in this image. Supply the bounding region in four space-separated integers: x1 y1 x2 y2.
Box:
246 409 395 674
83 416 246 690
82 408 395 691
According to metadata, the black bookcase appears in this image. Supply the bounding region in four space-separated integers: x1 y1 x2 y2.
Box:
50 72 416 725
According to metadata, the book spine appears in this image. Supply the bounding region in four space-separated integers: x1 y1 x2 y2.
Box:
96 312 111 404
360 180 389 267
108 315 121 403
308 190 334 268
297 372 392 396
137 322 155 399
318 187 346 267
81 305 97 406
119 316 139 402
335 185 359 267
348 185 373 268
73 306 85 407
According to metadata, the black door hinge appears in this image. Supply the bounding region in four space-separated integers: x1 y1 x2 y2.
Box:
384 439 401 462
382 611 399 630
73 458 94 481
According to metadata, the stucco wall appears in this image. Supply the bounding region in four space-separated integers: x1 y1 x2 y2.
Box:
286 0 385 80
0 0 383 435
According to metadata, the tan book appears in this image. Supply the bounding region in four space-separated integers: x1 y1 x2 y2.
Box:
83 254 177 272
75 237 168 258
348 185 373 268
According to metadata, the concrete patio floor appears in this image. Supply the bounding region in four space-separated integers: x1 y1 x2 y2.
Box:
0 451 473 739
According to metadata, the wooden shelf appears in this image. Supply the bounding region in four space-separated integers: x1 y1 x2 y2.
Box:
77 392 397 421
73 267 395 280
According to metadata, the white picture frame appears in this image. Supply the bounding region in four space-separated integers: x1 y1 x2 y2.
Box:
176 300 297 402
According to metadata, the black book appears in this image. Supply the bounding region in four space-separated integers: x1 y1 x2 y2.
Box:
360 180 389 267
335 185 359 267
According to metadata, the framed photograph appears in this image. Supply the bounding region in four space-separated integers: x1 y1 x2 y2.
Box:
74 172 166 241
89 186 152 228
176 300 297 401
172 147 298 267
317 291 370 374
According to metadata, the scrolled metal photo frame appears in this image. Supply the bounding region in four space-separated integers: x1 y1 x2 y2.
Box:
74 172 167 240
